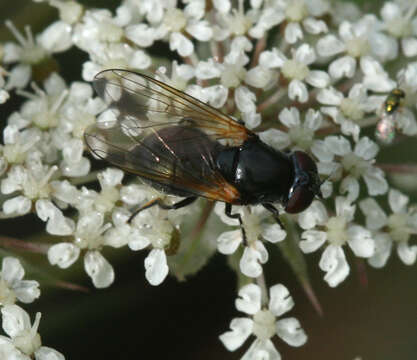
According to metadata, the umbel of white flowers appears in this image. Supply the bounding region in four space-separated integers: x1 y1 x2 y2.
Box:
0 0 417 360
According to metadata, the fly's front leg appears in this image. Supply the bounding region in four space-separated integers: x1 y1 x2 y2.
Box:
225 203 247 246
262 203 284 229
128 196 197 223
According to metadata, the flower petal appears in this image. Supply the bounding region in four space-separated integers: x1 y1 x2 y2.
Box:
306 70 330 88
1 257 24 284
47 243 80 269
240 246 263 278
13 280 40 304
259 129 291 150
324 136 351 156
388 189 409 214
319 245 350 287
170 32 193 57
359 198 387 230
329 56 356 79
2 196 31 216
402 37 417 57
288 79 308 103
317 87 343 105
217 230 242 254
35 347 65 360
316 34 345 57
242 338 281 360
186 20 212 41
354 137 379 160
363 167 388 196
340 176 360 202
295 44 315 65
368 233 392 268
144 249 169 286
268 284 294 317
285 22 303 44
397 241 417 266
262 224 286 243
279 107 300 127
276 317 307 347
300 230 326 253
219 317 253 351
1 304 31 337
347 225 375 258
84 250 115 288
236 284 262 315
298 200 328 230
38 21 72 53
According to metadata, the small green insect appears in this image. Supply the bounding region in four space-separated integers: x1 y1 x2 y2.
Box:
375 88 405 145
383 88 405 114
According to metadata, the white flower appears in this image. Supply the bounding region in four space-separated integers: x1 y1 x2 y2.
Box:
73 9 124 51
316 16 396 77
14 73 68 138
48 0 83 25
214 0 254 38
80 42 151 82
380 1 417 57
0 257 40 306
4 20 72 90
93 168 123 213
259 107 323 150
1 159 75 234
128 206 184 286
196 37 252 88
299 197 375 287
194 37 267 127
60 138 90 177
74 168 124 214
270 44 330 102
317 84 374 141
215 204 286 278
0 124 41 167
104 207 142 248
16 72 70 130
220 283 307 358
0 304 65 360
47 211 114 288
259 0 328 43
359 189 417 267
57 79 106 139
127 3 213 57
119 183 151 207
360 56 396 92
312 135 388 200
157 61 195 91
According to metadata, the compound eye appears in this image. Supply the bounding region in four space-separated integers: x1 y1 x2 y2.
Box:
285 186 315 214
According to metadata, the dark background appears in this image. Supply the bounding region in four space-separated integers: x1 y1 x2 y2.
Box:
1 1 416 359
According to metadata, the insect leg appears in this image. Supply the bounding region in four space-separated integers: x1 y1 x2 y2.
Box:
225 203 247 246
128 196 197 223
262 203 284 229
157 196 197 210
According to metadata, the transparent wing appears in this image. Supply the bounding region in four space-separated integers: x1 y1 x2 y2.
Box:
92 69 251 143
84 69 245 203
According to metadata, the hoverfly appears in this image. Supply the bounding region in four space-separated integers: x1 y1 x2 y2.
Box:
84 69 322 241
375 88 405 145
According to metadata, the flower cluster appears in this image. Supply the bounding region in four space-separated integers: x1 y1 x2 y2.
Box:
0 257 64 359
220 283 307 359
1 0 416 359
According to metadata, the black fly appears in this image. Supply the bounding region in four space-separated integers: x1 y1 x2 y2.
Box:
84 69 322 242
